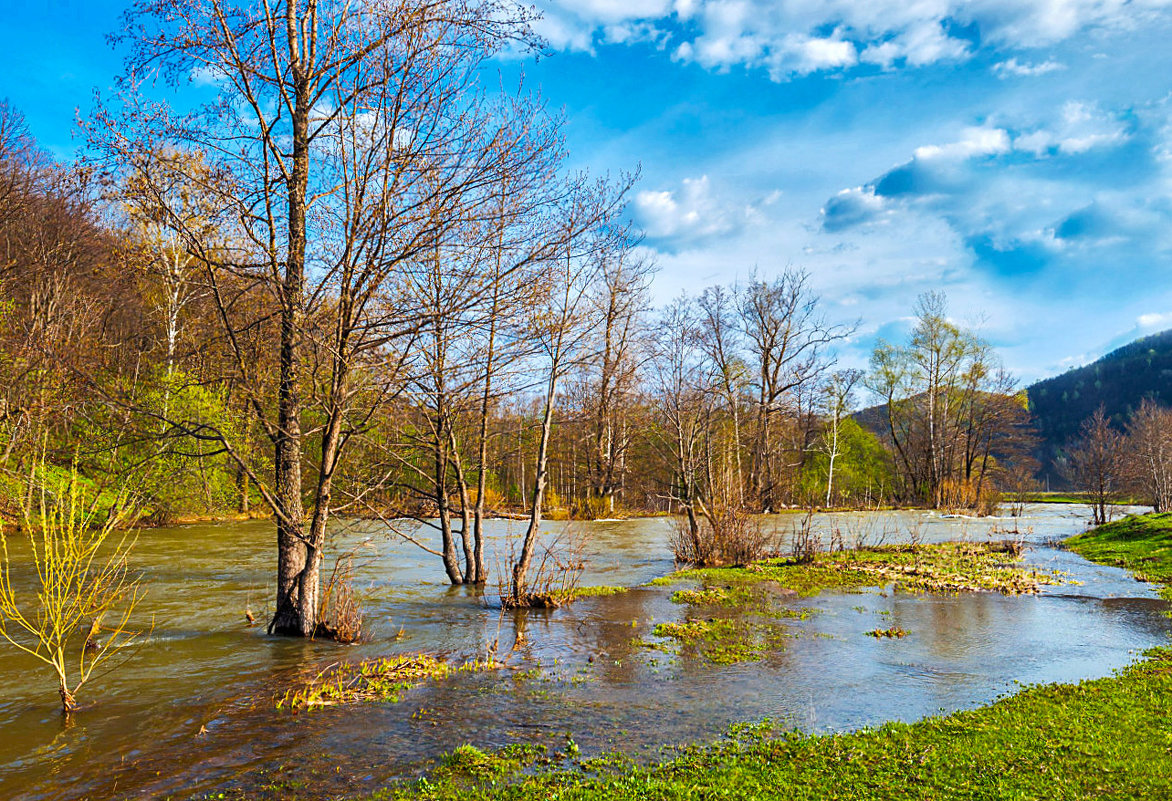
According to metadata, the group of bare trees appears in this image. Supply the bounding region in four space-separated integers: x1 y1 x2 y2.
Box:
868 293 1036 513
644 269 858 564
1065 401 1172 523
0 2 1069 645
82 0 662 627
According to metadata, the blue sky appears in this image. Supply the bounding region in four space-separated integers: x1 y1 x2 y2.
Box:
6 0 1172 384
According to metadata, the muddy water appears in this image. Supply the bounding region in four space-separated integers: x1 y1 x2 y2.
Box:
0 505 1167 800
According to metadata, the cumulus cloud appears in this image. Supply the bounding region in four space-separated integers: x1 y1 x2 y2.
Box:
914 126 1012 161
532 0 672 51
812 96 1172 299
537 0 1172 79
632 175 774 245
1013 101 1130 155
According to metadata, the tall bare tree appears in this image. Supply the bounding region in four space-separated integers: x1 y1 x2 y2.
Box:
1066 406 1126 525
95 0 566 636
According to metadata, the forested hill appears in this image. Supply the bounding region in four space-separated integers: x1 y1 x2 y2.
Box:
1027 328 1172 480
852 329 1172 486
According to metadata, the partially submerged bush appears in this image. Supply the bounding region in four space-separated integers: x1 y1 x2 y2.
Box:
0 462 148 712
315 555 363 643
498 527 585 609
671 503 776 567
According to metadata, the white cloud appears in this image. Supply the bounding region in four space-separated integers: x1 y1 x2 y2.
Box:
1012 101 1129 155
1137 311 1172 330
537 0 1172 79
993 57 1065 77
633 175 727 239
914 126 1012 161
632 175 775 244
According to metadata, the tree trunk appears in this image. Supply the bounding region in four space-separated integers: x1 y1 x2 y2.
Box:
512 376 557 601
270 22 312 637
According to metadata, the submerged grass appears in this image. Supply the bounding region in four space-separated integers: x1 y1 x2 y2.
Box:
656 540 1063 597
638 618 790 665
357 516 1172 800
277 654 496 711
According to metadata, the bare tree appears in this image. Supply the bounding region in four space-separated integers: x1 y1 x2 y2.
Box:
739 269 852 512
649 296 710 543
573 248 652 515
1066 407 1126 526
818 369 862 507
1125 399 1172 513
95 0 562 636
505 191 633 605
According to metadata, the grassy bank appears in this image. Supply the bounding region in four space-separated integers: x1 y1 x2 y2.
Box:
358 520 1172 801
1068 512 1172 598
1022 491 1145 506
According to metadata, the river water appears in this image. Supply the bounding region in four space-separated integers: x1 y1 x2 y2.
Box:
0 504 1167 799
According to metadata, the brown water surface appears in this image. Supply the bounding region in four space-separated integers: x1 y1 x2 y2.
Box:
0 505 1166 799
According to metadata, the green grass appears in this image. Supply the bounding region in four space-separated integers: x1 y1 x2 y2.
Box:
372 647 1172 800
362 518 1172 800
568 585 629 599
1023 492 1145 505
1068 512 1172 596
652 541 1064 597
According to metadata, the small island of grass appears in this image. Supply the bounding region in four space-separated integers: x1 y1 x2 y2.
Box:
367 519 1172 800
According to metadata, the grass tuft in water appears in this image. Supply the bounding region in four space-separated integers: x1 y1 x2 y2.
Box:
277 654 497 711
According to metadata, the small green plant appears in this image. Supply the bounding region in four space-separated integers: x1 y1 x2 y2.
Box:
0 462 148 712
865 627 909 638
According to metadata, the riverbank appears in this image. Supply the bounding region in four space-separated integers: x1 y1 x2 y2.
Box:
356 516 1172 801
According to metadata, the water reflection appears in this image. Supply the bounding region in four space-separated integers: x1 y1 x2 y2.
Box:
0 505 1166 800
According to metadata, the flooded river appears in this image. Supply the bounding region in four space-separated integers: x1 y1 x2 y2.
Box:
0 505 1167 799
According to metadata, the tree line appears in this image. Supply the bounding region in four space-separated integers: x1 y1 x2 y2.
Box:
0 0 1112 642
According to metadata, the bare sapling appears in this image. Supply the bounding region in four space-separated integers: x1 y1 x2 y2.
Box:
499 525 585 609
0 463 148 712
315 553 365 644
790 509 821 564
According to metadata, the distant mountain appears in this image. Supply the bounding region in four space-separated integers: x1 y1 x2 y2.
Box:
1027 328 1172 484
852 329 1172 488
